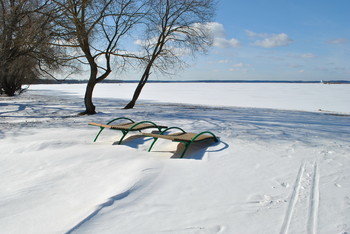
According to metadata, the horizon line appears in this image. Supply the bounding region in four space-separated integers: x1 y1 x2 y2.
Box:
35 79 350 84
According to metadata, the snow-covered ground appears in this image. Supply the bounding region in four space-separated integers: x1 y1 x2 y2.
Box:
0 83 349 234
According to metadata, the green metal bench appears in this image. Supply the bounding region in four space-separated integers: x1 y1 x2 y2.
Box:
89 117 167 144
142 126 219 158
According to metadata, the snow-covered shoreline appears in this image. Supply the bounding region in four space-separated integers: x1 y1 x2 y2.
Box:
30 83 350 114
1 83 349 233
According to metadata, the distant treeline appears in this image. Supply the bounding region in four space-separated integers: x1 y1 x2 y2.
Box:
33 79 350 84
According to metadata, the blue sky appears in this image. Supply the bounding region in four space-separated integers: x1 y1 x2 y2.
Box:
176 0 350 81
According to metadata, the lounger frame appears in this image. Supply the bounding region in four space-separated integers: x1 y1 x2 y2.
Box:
145 127 219 158
89 117 167 144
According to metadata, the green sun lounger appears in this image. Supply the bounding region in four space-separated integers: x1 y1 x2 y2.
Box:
89 117 167 144
142 127 219 158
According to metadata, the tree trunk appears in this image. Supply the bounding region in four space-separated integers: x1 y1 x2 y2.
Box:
124 81 146 109
81 80 96 114
124 62 153 109
80 60 98 115
2 74 17 97
124 67 152 109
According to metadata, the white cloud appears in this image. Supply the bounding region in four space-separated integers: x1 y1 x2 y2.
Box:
253 33 293 48
213 38 241 48
171 47 192 57
326 38 348 44
206 22 241 48
134 36 192 57
228 68 240 72
288 64 303 68
217 60 232 64
134 39 146 46
228 68 250 73
232 63 251 68
228 62 253 73
245 30 269 38
301 53 316 58
287 53 317 59
205 22 227 38
136 22 241 50
246 30 293 48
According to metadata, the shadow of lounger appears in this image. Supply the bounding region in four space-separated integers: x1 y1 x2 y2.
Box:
142 126 219 158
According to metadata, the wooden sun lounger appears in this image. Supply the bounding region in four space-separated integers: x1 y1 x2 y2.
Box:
89 117 167 144
142 127 219 158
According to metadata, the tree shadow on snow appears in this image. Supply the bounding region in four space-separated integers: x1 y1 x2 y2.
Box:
3 89 350 146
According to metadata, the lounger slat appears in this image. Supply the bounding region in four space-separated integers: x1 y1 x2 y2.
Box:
142 132 182 140
173 133 214 142
142 132 215 142
88 122 130 129
110 123 167 130
89 122 167 131
89 118 167 144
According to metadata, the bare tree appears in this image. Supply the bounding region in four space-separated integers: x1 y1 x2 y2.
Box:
123 0 215 109
0 0 65 96
52 0 146 114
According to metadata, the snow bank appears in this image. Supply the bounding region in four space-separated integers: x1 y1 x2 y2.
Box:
0 83 349 234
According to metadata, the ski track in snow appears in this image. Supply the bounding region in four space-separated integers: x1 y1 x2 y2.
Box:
279 162 305 234
280 161 320 234
308 162 319 234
